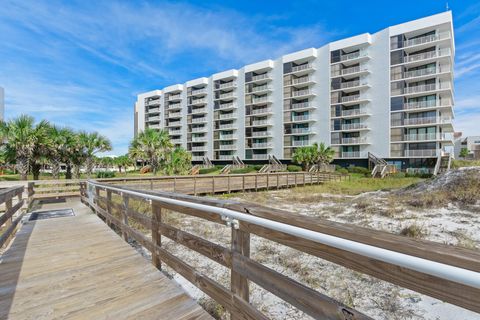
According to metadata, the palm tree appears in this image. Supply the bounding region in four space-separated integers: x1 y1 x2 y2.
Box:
114 155 132 174
48 126 74 179
129 128 172 175
292 146 316 171
313 142 335 166
79 132 112 177
164 148 192 175
0 115 50 180
63 130 85 179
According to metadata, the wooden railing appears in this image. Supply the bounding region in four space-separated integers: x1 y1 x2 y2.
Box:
28 180 82 200
0 186 25 248
82 181 480 319
97 172 348 195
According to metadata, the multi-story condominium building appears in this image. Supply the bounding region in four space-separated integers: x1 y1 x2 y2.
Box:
134 12 455 169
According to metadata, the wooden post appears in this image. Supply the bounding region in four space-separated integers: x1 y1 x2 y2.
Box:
255 174 258 192
242 175 245 193
106 189 113 228
4 197 12 244
276 173 280 190
231 225 250 320
295 173 298 187
228 175 231 194
150 180 153 190
151 201 162 270
194 176 197 196
212 176 215 194
173 178 177 193
303 172 306 186
122 195 130 241
27 182 34 206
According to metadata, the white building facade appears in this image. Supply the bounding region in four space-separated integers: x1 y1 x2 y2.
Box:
134 12 455 168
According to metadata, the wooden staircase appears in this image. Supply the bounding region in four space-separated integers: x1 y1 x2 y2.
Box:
309 163 336 173
369 152 395 179
220 156 246 174
189 165 200 175
433 153 452 176
258 155 286 173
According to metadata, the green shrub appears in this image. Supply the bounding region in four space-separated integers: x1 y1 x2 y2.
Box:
230 166 257 174
287 165 302 172
252 164 264 171
199 167 219 174
96 171 116 178
347 166 370 175
392 172 406 178
405 172 432 179
336 167 348 174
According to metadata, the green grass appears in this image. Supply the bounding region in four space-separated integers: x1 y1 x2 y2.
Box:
451 159 480 168
291 175 424 196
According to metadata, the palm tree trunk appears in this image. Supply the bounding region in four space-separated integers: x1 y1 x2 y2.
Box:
85 157 94 177
73 164 81 179
51 158 61 179
16 156 29 181
32 163 41 180
151 157 158 175
65 164 72 179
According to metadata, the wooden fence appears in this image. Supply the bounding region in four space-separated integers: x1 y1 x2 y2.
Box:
98 171 348 195
0 186 25 248
82 181 480 319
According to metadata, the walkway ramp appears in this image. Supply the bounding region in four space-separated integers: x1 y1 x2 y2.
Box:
0 198 211 320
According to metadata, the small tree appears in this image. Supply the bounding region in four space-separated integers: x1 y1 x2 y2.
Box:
313 142 335 166
128 128 172 175
79 132 112 177
164 148 192 175
292 145 316 171
460 147 469 159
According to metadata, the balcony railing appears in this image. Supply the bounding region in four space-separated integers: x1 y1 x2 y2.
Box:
334 80 369 90
332 65 368 77
168 94 181 101
401 82 451 95
291 115 310 122
392 116 452 126
251 120 270 126
401 65 451 80
218 155 234 160
169 111 181 118
400 48 451 64
146 116 161 121
191 137 208 143
219 144 236 150
220 134 235 140
340 137 368 144
191 88 207 96
191 146 207 152
218 92 235 99
192 156 205 161
168 121 181 127
291 128 311 134
147 99 161 106
218 102 236 110
219 113 237 120
403 98 452 111
340 151 367 158
292 140 310 147
292 76 311 85
404 149 438 157
291 89 312 98
251 143 271 149
190 98 207 105
401 31 451 49
339 108 368 117
168 103 181 109
250 107 272 115
250 85 271 93
339 123 368 130
171 139 182 144
339 50 368 62
218 82 236 90
219 124 235 130
191 117 207 123
251 154 269 160
403 133 441 141
168 129 181 134
191 126 206 133
149 124 161 129
147 107 160 113
251 73 270 82
251 96 271 104
291 64 313 73
291 102 311 110
191 107 207 114
251 131 271 137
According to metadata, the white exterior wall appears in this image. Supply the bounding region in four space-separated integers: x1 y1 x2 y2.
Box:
134 12 454 164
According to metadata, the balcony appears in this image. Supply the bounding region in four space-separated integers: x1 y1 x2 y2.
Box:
291 89 313 98
392 116 452 127
191 117 207 124
402 132 452 141
401 65 451 80
291 102 313 110
401 31 451 49
191 146 207 152
400 82 451 95
148 124 161 129
191 137 208 143
219 123 235 130
218 102 236 110
251 119 271 126
253 73 270 81
249 85 272 94
190 88 207 96
219 144 236 150
292 140 310 147
340 151 367 158
291 128 312 134
291 114 311 122
251 154 269 160
147 107 160 113
167 120 181 127
404 149 438 157
218 155 235 160
168 103 181 110
219 112 237 120
399 48 451 65
250 107 272 115
250 143 272 149
192 156 205 161
339 123 369 131
168 94 181 101
291 64 313 73
168 111 181 118
171 139 182 144
339 50 369 63
332 80 369 91
146 116 161 122
147 99 161 106
217 92 235 100
191 126 207 133
218 82 236 90
168 129 181 135
251 131 271 138
337 137 368 144
220 134 236 140
190 98 207 105
332 65 368 77
251 96 271 104
402 98 452 111
291 76 312 86
335 108 369 117
191 107 207 114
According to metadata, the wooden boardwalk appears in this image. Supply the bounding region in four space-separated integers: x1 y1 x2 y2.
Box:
0 198 211 320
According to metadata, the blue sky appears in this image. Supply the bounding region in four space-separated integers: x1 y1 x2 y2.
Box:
0 0 479 155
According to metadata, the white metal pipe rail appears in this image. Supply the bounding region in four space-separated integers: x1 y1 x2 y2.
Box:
87 180 480 290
